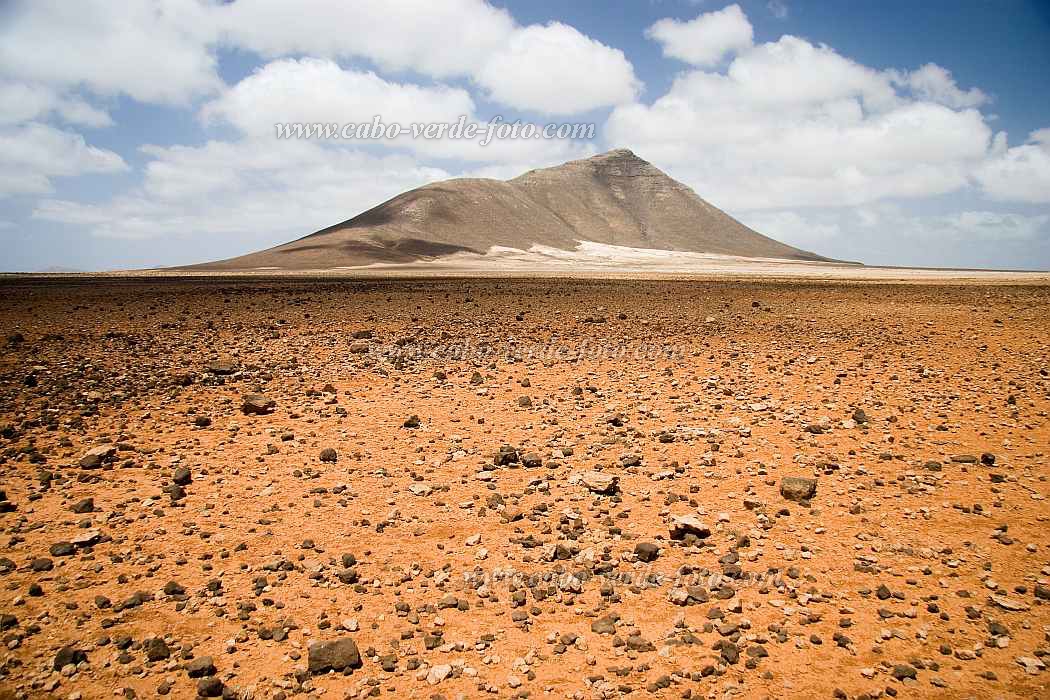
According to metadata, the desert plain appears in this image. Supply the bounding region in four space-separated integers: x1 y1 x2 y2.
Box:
0 274 1048 700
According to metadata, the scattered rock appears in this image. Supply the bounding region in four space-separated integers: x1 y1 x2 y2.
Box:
308 638 362 674
79 444 116 469
577 471 619 494
779 477 817 502
241 394 275 415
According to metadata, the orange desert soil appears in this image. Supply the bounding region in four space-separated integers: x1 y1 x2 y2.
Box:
0 277 1047 700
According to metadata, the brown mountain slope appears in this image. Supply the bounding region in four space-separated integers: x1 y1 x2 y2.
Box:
188 149 831 269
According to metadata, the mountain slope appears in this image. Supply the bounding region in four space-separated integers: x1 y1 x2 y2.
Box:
188 149 831 269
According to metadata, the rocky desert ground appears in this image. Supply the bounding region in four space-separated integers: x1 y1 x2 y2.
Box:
0 276 1048 700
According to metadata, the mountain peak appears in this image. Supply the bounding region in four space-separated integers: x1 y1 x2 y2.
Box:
595 147 639 159
583 147 646 167
187 151 831 270
517 148 659 183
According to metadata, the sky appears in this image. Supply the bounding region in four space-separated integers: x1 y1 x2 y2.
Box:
1 0 1049 272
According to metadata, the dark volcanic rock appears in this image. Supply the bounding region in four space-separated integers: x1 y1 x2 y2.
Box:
308 637 362 674
241 394 275 415
79 444 117 469
779 477 817 502
54 645 87 670
634 542 660 562
71 497 94 514
186 656 216 678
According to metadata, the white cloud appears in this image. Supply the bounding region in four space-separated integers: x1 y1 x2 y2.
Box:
475 22 640 114
752 207 1048 248
201 58 595 164
739 205 1049 268
0 1 638 116
0 81 112 128
610 23 996 210
201 58 476 137
721 36 898 110
33 142 448 240
767 1 789 20
0 0 222 104
892 63 987 109
31 131 592 242
217 3 639 114
646 4 753 67
935 210 1049 241
974 129 1050 203
0 123 127 197
215 0 515 79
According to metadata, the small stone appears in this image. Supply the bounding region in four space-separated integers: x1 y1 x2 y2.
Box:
634 542 660 562
577 471 619 494
144 637 170 662
427 664 453 684
53 646 87 671
71 498 94 514
307 638 361 674
241 394 275 415
196 676 223 697
206 360 237 375
779 477 817 502
591 614 618 635
408 483 433 497
521 451 542 468
669 515 711 540
79 444 116 469
50 541 75 557
990 594 1029 611
186 656 216 678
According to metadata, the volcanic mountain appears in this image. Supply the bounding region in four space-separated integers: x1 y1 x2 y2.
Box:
189 149 830 270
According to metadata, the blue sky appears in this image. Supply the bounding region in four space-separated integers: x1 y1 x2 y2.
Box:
1 0 1048 271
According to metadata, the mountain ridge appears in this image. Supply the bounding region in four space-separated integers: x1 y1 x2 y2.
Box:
185 149 833 269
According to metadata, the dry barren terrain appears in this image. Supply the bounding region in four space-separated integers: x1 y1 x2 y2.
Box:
0 277 1048 700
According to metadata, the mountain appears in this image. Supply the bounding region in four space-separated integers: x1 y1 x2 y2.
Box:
186 149 831 270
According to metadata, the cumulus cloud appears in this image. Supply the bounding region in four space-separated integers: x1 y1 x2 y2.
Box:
0 1 639 116
216 3 639 114
646 4 754 67
214 0 515 79
475 22 640 114
0 123 127 197
201 59 476 138
627 4 1050 211
31 136 594 244
33 82 595 243
201 58 596 164
0 81 112 128
974 129 1050 203
0 0 222 104
893 63 988 109
618 8 1001 211
33 143 448 241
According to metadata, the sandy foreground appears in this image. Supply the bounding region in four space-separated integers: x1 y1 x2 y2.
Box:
0 276 1048 700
